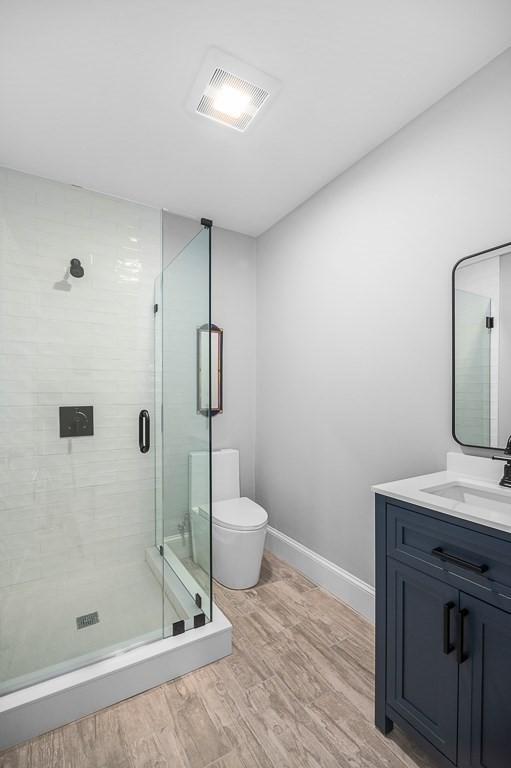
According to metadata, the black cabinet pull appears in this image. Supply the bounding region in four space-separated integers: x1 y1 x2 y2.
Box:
456 608 469 664
443 602 455 655
431 547 488 575
139 410 150 453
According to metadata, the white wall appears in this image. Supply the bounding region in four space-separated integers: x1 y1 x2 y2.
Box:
255 48 511 586
0 168 160 589
163 212 257 505
212 226 257 496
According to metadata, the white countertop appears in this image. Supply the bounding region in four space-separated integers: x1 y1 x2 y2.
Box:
372 452 511 536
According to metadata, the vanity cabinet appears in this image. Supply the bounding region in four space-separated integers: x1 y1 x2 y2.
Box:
376 495 511 768
458 595 511 768
386 559 459 763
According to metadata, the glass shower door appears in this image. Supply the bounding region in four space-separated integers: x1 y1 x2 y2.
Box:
156 222 212 632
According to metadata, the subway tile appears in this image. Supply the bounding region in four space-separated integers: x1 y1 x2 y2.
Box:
0 169 161 588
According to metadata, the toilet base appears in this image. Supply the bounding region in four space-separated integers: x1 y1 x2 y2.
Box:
213 523 267 590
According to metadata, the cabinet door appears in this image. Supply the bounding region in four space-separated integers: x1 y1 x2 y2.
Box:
387 559 459 763
458 594 511 768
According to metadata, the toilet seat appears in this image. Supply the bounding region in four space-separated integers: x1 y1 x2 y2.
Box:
211 497 267 532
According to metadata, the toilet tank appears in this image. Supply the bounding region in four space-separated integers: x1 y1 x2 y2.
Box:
189 448 240 509
212 449 240 501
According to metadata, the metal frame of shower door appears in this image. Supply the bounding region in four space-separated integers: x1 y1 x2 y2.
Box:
201 217 214 623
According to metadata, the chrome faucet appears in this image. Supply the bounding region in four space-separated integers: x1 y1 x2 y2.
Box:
492 435 511 487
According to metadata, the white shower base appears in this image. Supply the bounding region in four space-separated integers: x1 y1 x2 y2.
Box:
0 560 183 696
0 601 231 751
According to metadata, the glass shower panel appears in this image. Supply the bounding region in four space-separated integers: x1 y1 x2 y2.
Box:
454 288 492 447
158 223 212 630
0 168 165 695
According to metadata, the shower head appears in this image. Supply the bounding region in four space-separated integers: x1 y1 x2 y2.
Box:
70 258 84 278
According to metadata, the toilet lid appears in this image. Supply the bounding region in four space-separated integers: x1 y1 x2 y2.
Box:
209 497 268 531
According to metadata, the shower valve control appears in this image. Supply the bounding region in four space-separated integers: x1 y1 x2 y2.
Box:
59 406 94 437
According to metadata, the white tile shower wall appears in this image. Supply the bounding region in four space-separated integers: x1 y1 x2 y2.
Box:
0 168 161 589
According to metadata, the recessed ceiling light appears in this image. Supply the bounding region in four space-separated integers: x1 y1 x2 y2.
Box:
197 69 269 131
187 48 280 133
213 84 251 119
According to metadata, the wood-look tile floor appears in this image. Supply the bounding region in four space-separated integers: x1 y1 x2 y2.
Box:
0 552 440 768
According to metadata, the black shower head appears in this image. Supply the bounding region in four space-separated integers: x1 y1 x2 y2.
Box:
70 258 84 278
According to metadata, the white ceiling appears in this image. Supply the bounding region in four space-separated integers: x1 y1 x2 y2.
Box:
1 0 511 236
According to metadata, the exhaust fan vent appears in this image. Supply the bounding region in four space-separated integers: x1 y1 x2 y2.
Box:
197 68 270 132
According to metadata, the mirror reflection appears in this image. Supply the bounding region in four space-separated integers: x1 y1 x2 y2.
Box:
453 243 511 448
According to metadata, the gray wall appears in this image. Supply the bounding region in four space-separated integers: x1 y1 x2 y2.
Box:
163 212 256 499
255 48 511 586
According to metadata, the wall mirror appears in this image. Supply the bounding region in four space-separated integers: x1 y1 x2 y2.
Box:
197 324 223 416
453 241 511 449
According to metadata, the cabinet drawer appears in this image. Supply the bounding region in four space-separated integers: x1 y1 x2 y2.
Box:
387 503 511 603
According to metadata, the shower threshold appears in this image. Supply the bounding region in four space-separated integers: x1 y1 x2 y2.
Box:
0 601 231 751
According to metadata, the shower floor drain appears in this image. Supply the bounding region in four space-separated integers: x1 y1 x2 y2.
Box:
76 611 99 630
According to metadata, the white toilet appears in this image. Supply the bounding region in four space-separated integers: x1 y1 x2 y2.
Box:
189 449 268 590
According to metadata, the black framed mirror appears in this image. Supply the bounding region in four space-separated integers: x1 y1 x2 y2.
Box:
453 241 511 449
197 323 223 417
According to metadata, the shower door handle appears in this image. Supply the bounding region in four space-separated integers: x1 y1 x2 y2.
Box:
139 410 150 453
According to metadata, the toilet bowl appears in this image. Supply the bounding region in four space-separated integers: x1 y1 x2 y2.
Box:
189 449 268 590
212 496 267 590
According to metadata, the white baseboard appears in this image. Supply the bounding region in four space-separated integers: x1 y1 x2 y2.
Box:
265 526 375 623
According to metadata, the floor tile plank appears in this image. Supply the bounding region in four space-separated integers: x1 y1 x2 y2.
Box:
29 730 64 768
0 745 30 768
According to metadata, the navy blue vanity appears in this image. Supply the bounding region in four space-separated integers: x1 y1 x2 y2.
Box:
375 492 511 768
374 240 511 766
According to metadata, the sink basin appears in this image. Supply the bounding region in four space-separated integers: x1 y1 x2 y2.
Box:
421 482 511 515
372 452 511 534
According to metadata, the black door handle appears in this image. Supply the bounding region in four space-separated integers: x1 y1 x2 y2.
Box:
431 547 488 575
443 602 455 655
139 410 150 453
456 608 469 664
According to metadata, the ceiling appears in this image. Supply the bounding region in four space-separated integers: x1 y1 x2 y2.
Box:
1 0 511 236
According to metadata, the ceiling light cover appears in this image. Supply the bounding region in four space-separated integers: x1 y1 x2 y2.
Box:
197 68 269 131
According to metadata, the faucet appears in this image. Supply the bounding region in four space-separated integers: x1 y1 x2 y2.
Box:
492 435 511 487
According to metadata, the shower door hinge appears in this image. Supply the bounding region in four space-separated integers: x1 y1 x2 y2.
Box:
201 217 213 228
159 545 164 556
154 303 158 314
486 316 494 329
194 613 206 628
172 620 185 636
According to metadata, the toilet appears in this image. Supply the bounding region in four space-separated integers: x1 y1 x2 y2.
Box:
189 449 268 590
